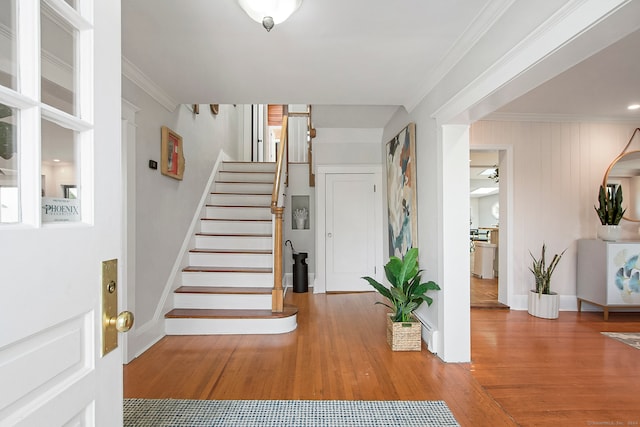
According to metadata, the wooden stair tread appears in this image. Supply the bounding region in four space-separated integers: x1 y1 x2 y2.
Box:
219 171 275 174
165 305 298 319
206 204 271 208
195 232 272 237
215 181 273 184
210 192 271 196
175 286 271 295
201 218 271 222
223 161 276 164
189 249 272 254
183 266 272 273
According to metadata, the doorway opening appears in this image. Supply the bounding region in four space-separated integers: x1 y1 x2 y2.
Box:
470 149 508 309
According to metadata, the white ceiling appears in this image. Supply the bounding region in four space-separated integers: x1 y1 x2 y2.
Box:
121 0 496 107
493 28 640 121
121 1 640 125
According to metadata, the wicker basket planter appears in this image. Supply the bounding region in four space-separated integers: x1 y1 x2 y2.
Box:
386 314 422 351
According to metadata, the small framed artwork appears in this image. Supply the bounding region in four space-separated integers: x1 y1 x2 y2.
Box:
161 126 185 180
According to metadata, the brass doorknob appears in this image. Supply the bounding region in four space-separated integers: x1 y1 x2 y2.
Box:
108 311 134 332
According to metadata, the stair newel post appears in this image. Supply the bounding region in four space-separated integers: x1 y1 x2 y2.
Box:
272 206 285 312
271 115 287 313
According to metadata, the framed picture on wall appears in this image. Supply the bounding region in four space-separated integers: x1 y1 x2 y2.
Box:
161 126 185 180
386 122 418 258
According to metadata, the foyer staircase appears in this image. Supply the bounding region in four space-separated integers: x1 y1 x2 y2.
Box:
164 161 298 335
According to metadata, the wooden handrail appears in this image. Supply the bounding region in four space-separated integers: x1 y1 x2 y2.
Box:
271 115 288 312
271 115 288 211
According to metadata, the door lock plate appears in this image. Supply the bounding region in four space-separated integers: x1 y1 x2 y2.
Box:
101 259 118 356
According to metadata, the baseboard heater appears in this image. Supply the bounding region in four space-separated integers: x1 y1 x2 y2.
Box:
413 312 439 354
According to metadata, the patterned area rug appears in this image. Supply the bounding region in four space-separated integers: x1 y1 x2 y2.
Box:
602 332 640 349
123 399 460 427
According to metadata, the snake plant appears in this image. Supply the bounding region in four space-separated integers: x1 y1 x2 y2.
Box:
595 185 625 225
529 243 565 295
362 248 440 322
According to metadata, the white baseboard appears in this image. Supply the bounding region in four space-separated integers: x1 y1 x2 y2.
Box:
125 317 165 363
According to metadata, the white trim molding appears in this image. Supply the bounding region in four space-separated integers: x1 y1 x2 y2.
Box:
122 56 178 112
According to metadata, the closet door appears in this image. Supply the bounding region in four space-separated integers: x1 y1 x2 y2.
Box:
325 173 377 292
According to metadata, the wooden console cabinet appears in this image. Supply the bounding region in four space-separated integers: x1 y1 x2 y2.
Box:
577 239 640 320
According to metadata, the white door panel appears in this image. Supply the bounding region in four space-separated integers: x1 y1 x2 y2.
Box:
0 1 123 426
326 174 377 292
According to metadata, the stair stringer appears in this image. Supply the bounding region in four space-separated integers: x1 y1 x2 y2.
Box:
130 150 231 357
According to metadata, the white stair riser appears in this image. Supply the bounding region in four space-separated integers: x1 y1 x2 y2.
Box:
217 171 274 183
221 162 276 173
209 194 272 206
215 182 273 194
174 293 271 310
195 235 272 250
165 316 297 335
200 220 271 234
205 206 271 220
182 271 273 287
189 252 273 268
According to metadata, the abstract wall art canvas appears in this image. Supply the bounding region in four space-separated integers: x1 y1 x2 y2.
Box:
386 123 417 257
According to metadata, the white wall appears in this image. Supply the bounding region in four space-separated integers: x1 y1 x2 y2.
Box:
471 120 640 307
314 128 383 165
284 164 315 280
123 77 240 354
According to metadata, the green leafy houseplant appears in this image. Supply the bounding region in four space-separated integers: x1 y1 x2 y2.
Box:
362 248 440 322
529 243 566 295
594 185 625 225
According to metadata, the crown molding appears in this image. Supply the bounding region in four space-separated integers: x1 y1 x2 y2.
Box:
483 112 640 123
404 0 516 113
122 56 177 112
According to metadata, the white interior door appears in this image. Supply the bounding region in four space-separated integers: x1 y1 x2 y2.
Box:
0 1 124 426
326 173 377 292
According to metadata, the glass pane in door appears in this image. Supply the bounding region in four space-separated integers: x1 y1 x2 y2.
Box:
41 119 80 223
41 1 77 115
0 103 18 223
0 0 17 89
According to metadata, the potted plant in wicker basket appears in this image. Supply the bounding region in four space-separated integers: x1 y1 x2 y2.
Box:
594 184 625 241
528 243 566 319
362 248 440 351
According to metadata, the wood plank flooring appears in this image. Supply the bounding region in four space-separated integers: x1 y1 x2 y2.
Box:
470 275 509 309
124 291 640 426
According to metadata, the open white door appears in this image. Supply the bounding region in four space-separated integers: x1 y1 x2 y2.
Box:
0 1 125 426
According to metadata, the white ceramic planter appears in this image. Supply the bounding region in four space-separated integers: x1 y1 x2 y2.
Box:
528 290 559 319
598 224 621 241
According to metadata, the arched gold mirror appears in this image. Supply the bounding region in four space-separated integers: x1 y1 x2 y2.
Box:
603 128 640 222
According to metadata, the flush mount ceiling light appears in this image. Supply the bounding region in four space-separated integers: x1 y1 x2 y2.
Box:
470 187 498 196
628 104 640 111
237 0 302 32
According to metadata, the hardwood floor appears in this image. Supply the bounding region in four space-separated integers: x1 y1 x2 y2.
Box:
124 291 640 426
470 275 509 309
